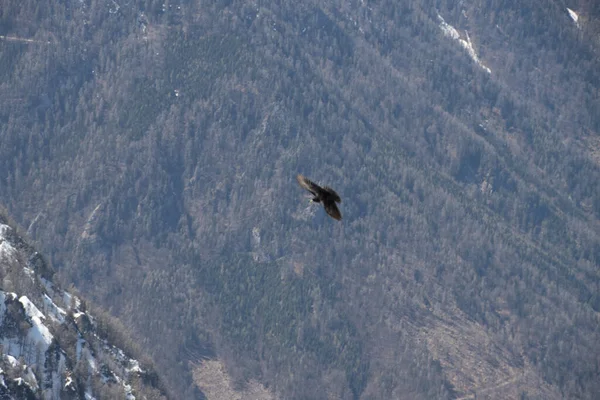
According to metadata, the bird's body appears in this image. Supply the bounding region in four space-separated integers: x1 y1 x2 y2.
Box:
297 174 342 220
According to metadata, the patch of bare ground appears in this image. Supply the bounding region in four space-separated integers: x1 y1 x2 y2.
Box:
193 359 275 400
421 308 562 399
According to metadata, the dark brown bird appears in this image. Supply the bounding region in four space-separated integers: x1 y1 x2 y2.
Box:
297 174 342 221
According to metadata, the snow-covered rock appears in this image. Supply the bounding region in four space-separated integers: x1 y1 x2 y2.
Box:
0 218 167 399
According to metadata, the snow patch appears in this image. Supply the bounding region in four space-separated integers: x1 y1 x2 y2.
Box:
19 296 45 321
5 355 18 368
438 17 460 40
64 374 74 389
567 8 580 28
23 366 38 392
128 359 143 374
0 240 17 261
438 14 491 74
63 291 81 310
19 296 54 349
0 224 11 236
0 224 17 262
42 294 66 323
124 383 136 399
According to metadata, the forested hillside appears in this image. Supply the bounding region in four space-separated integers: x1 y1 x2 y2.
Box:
1 0 599 398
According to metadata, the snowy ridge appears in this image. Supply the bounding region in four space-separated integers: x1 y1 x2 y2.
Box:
437 14 491 74
0 221 161 400
1 291 63 398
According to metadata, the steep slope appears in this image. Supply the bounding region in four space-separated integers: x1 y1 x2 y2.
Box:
0 213 168 399
1 0 600 399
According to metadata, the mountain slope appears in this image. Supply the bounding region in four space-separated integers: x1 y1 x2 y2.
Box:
1 0 599 399
0 213 169 399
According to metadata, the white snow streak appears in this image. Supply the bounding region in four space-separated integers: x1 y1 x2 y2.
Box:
0 35 51 44
438 14 491 74
82 203 102 240
567 8 578 23
43 294 67 323
438 17 460 40
567 8 580 28
0 224 12 236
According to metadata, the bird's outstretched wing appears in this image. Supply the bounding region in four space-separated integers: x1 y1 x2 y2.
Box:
323 200 342 220
297 174 323 196
323 187 341 203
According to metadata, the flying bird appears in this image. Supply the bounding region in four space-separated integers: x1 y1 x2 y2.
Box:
297 174 342 221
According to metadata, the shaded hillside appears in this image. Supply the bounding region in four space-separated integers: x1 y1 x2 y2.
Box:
0 212 169 399
1 0 599 399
